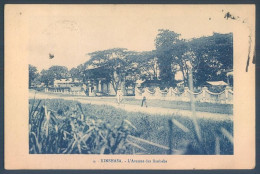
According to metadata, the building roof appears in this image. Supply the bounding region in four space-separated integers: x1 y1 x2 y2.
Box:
84 66 111 80
54 79 73 84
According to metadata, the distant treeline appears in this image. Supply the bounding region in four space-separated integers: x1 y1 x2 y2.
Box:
29 29 233 91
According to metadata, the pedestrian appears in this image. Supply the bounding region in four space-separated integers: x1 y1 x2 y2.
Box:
117 89 123 104
141 92 147 107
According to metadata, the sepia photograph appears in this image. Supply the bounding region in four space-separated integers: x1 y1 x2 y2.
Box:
5 4 255 169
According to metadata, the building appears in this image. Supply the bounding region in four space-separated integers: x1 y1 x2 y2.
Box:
54 78 74 88
83 67 117 96
46 78 84 94
83 66 135 96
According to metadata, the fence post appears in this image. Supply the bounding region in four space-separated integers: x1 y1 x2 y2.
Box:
225 86 231 103
202 87 207 102
168 87 172 97
155 87 160 99
183 87 189 101
168 87 173 100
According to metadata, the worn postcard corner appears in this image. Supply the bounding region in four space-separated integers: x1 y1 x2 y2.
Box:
4 4 255 170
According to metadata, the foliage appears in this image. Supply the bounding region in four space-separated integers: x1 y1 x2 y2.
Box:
86 48 137 93
69 67 81 81
39 69 52 87
69 30 233 90
85 49 161 89
48 66 69 80
29 98 233 155
128 51 159 81
189 33 233 86
29 99 139 154
39 66 69 87
29 64 39 88
153 29 233 87
34 30 233 90
155 29 181 86
168 40 190 86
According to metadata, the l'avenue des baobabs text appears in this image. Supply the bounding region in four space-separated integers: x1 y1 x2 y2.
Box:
99 159 167 164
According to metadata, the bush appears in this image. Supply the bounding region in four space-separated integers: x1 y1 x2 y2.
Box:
29 99 233 155
29 100 139 154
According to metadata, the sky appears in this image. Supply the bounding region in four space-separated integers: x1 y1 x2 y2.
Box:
27 5 254 71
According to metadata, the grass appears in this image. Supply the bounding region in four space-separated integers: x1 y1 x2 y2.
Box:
29 98 233 155
41 91 233 114
121 98 233 114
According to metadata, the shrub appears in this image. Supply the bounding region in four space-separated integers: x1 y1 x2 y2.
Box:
29 100 140 154
29 99 233 155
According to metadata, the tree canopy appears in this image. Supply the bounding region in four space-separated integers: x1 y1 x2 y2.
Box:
39 65 69 86
155 29 182 86
154 29 233 87
29 64 39 88
34 29 233 90
188 32 233 86
81 30 232 89
85 48 132 92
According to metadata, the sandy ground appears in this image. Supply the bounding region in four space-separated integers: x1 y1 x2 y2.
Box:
29 91 233 122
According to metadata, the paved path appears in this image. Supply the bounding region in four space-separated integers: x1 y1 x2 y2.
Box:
29 91 233 122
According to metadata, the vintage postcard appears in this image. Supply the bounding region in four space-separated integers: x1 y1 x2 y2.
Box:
4 4 255 169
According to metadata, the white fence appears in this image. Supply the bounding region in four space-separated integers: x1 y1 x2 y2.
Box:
135 87 233 104
45 87 86 96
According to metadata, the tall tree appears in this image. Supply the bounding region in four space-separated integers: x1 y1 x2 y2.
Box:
39 66 69 87
189 33 233 86
126 50 159 81
154 30 232 87
155 29 181 86
169 40 190 86
39 69 52 87
48 66 69 80
70 67 81 81
29 64 39 88
86 48 131 93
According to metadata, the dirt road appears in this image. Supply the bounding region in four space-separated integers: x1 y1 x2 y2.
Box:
29 91 233 121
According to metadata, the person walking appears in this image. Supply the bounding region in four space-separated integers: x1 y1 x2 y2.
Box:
116 89 123 105
141 92 148 107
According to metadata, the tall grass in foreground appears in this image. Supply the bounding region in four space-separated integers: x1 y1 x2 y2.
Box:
163 69 234 155
29 100 145 154
29 99 233 154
